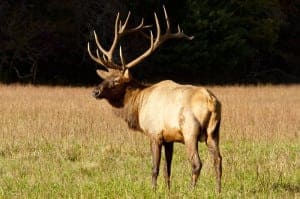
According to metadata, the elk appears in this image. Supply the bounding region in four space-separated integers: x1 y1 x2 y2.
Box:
88 6 222 193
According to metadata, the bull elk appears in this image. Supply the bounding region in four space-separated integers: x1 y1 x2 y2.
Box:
88 6 222 193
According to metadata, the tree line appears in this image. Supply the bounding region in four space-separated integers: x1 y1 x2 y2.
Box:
0 0 299 85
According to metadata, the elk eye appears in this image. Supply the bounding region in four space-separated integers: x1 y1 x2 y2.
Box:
109 81 118 87
111 80 118 87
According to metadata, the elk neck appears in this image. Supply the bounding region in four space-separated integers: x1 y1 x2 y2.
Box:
111 79 148 130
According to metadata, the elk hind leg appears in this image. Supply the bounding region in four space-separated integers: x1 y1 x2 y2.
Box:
150 139 162 189
206 121 222 193
186 139 202 188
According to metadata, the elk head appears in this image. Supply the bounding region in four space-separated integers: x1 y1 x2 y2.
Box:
88 6 194 105
91 69 132 107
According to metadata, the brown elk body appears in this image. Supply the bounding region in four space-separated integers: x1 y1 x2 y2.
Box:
88 6 222 192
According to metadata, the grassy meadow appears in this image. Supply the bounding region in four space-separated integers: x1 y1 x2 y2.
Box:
0 84 299 198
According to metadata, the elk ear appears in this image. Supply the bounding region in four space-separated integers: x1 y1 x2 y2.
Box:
96 69 110 79
123 69 132 80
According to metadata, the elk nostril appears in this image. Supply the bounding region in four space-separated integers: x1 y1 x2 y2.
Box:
92 90 100 97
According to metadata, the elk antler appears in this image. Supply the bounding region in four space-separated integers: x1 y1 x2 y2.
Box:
87 11 150 70
88 5 194 70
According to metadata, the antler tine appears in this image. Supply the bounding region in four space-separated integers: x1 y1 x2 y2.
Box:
163 5 194 40
126 31 154 68
136 18 151 29
162 5 170 33
96 49 109 68
129 18 152 32
102 51 107 62
177 24 194 40
105 12 121 63
177 24 181 32
119 11 131 33
91 31 123 69
93 31 108 55
121 16 152 35
96 49 108 63
87 42 106 66
152 5 194 48
153 12 161 48
96 49 100 59
119 46 126 69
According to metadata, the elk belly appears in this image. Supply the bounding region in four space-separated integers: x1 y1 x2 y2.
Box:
162 128 184 143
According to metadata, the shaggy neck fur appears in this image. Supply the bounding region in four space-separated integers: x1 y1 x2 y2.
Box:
110 80 147 130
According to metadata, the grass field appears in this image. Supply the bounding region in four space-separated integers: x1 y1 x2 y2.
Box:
0 84 299 198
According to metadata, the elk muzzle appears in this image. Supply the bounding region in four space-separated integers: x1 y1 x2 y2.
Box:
92 88 102 98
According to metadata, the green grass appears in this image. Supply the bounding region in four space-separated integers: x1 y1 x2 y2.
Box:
0 85 299 198
0 138 298 198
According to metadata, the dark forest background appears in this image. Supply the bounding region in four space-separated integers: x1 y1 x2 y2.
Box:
0 0 299 85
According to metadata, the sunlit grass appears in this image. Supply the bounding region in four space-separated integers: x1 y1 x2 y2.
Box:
0 84 299 198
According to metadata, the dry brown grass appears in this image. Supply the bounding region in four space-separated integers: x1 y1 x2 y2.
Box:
0 84 126 142
1 84 298 142
213 85 300 141
0 84 299 198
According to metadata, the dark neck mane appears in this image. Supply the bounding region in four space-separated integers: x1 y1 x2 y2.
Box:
112 80 147 130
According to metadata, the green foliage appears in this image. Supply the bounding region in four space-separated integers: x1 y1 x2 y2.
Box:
0 0 297 84
146 0 283 83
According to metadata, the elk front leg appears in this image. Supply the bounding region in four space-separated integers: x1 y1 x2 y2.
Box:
150 139 162 189
206 135 222 193
186 139 202 188
163 142 173 189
